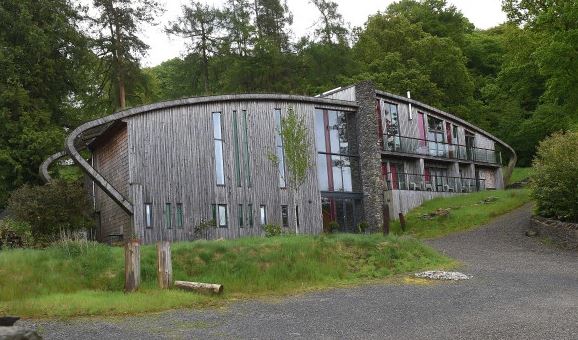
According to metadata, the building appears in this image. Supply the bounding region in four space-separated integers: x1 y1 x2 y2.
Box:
41 81 516 243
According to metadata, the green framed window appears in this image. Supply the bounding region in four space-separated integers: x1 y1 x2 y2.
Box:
176 203 183 229
164 203 172 229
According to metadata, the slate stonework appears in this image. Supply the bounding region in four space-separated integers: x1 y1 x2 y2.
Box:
355 81 385 231
530 216 578 250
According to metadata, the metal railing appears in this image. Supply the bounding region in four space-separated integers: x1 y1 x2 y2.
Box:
383 134 501 164
385 173 486 193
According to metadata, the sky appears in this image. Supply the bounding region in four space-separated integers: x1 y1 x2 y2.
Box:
141 0 507 67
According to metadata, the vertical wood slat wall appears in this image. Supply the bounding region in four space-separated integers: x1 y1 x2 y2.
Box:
126 100 352 243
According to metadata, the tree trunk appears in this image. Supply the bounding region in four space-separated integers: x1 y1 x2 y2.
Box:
118 75 126 109
175 281 223 295
124 240 141 292
156 241 173 289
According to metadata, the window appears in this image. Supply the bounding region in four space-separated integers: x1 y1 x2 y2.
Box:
247 203 254 227
295 205 300 229
232 111 242 187
260 205 267 225
427 116 445 157
382 101 400 150
213 112 225 185
281 205 289 227
274 109 287 188
164 203 172 229
242 110 252 187
238 204 244 228
212 204 228 228
176 203 183 229
145 203 152 228
314 109 360 193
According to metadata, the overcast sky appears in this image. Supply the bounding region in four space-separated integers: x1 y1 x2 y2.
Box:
141 0 507 67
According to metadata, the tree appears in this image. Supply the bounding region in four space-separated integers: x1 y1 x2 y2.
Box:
253 0 293 52
166 1 222 94
89 0 162 109
531 131 578 222
274 106 312 234
0 0 90 207
311 0 348 45
222 0 255 57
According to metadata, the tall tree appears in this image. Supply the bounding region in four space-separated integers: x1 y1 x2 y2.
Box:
223 0 255 57
0 0 90 206
89 0 162 109
311 0 348 45
166 1 222 94
253 0 293 51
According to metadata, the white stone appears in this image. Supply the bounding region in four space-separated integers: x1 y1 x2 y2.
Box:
414 271 471 280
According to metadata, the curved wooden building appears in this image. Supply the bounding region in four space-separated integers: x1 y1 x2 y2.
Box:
42 81 515 243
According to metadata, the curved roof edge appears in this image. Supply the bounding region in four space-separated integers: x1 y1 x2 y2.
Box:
375 89 516 158
39 150 67 183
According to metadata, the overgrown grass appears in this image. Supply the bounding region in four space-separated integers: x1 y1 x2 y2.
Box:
0 234 452 318
509 167 533 184
390 189 532 238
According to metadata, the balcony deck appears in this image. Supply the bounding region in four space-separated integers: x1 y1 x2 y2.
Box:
385 173 486 193
382 134 502 166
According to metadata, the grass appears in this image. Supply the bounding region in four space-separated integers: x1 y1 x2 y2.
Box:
0 234 453 318
390 189 532 238
509 167 533 184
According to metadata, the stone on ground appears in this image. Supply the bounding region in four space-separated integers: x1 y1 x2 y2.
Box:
414 271 471 280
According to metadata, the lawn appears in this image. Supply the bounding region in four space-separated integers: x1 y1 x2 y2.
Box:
0 234 453 318
390 189 532 238
509 167 533 184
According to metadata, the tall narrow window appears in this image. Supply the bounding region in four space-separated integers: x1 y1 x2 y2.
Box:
238 204 244 228
281 205 289 227
145 203 152 228
232 110 242 187
176 203 183 229
274 109 286 188
213 112 225 185
242 110 252 187
213 204 227 228
260 205 267 225
295 205 300 229
164 203 172 229
247 203 254 227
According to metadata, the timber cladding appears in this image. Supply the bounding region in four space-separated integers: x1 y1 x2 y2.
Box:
92 123 130 242
125 100 354 243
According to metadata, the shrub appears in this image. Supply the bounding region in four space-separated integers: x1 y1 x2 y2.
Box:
0 219 34 249
357 221 369 234
531 131 578 222
7 180 94 241
262 224 282 237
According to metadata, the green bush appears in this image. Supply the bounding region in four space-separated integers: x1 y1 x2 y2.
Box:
262 224 282 237
6 180 94 241
0 219 34 249
531 131 578 222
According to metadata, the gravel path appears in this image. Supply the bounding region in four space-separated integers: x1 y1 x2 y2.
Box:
20 204 578 339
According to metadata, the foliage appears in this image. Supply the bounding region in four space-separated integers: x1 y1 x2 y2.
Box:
0 219 34 249
262 224 282 237
531 132 578 222
357 221 369 234
509 167 533 185
6 180 94 241
0 234 453 317
193 218 216 238
279 106 312 191
391 189 532 238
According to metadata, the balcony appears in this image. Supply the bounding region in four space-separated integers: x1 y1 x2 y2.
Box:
383 134 501 165
385 173 486 193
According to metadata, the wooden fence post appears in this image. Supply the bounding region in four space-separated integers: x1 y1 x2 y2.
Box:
383 203 390 235
157 241 173 289
399 213 407 232
124 240 141 292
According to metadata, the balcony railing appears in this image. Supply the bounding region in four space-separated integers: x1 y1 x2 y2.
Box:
385 172 486 193
383 134 501 164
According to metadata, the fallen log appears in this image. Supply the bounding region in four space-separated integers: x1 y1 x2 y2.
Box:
174 280 223 295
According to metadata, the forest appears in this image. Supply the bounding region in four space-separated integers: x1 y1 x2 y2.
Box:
1 0 577 207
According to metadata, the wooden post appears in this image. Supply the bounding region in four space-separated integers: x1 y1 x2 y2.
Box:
383 203 390 235
157 241 173 289
124 240 141 292
399 213 406 232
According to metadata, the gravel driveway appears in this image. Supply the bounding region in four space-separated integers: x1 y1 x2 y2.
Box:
20 204 578 339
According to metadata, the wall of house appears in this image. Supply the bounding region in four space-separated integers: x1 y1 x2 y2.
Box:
93 125 130 242
384 190 460 218
126 99 356 243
